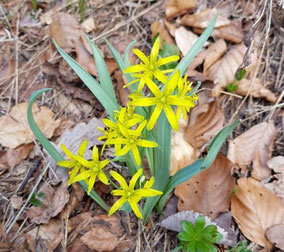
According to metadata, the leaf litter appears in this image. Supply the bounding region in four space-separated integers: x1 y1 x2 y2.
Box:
0 0 283 251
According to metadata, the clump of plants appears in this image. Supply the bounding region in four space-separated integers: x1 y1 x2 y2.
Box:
27 15 238 221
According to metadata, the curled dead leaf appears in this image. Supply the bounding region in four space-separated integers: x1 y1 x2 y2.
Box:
193 21 244 44
231 178 284 250
175 153 235 220
265 224 284 250
0 102 61 149
165 0 196 20
81 17 97 33
206 44 247 96
25 219 63 251
267 156 284 173
185 100 225 155
6 143 34 168
265 173 284 203
180 8 230 29
228 120 277 180
236 78 278 103
151 20 175 46
27 182 70 224
49 12 81 53
174 26 199 56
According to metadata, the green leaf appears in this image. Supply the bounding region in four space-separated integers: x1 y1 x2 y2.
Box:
143 111 172 221
196 241 217 252
235 68 246 81
178 232 192 242
159 44 180 70
202 120 239 169
85 35 117 103
37 192 45 198
53 40 119 120
152 32 160 45
123 39 137 67
157 159 204 211
226 82 238 93
181 221 195 235
195 215 206 234
27 88 110 211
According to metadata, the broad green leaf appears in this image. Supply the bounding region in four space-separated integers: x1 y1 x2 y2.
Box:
174 14 218 76
53 40 119 119
195 215 206 233
27 88 109 211
85 35 117 103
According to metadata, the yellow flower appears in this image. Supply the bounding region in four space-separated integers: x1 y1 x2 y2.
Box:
176 75 198 120
70 146 109 194
106 120 158 165
124 37 179 91
57 139 88 185
131 70 192 131
109 168 163 219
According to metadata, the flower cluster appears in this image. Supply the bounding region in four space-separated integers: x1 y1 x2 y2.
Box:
58 37 199 219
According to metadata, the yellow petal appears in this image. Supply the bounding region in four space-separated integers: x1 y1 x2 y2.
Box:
167 96 193 106
136 139 158 148
116 144 131 157
108 197 127 216
135 188 163 197
60 144 73 158
164 104 179 131
70 170 91 184
57 160 76 168
150 37 160 65
164 70 180 94
98 171 109 185
123 78 139 88
144 76 162 98
131 144 141 165
133 49 149 65
124 64 146 73
153 69 167 84
129 200 143 219
78 139 88 157
110 171 129 191
147 103 163 130
129 168 143 191
111 189 126 196
74 156 92 168
98 159 109 169
156 55 180 67
92 146 99 163
144 177 154 188
87 174 97 195
132 97 157 107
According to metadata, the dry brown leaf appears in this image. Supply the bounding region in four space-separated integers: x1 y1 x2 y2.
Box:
193 21 244 44
170 117 197 175
25 219 63 251
165 0 196 20
27 182 70 224
236 78 278 103
203 39 227 73
81 17 97 33
151 20 175 46
231 178 284 250
206 44 247 96
75 39 97 76
49 13 81 53
267 156 284 173
0 102 61 149
265 224 284 250
114 70 128 107
174 26 199 56
10 195 23 210
228 120 277 180
175 153 235 220
181 8 230 29
105 58 119 75
6 143 34 168
265 174 284 203
185 100 225 155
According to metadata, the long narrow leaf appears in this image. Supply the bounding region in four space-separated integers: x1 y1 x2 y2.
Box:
123 39 136 66
143 111 171 221
157 120 239 211
174 14 218 76
54 40 119 119
85 36 117 103
27 88 110 211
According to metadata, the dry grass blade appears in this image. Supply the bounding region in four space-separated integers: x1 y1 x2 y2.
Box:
231 178 284 250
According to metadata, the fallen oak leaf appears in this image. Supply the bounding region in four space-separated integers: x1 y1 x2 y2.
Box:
265 224 284 250
27 182 70 224
6 143 34 168
193 21 244 44
175 153 235 220
231 177 284 250
227 120 277 180
151 20 175 46
180 8 230 29
0 102 61 149
165 0 196 20
236 78 278 103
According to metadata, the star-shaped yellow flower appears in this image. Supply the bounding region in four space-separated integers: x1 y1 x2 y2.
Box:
109 168 163 219
57 139 88 185
71 146 109 194
124 37 179 91
106 120 158 165
131 70 192 131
